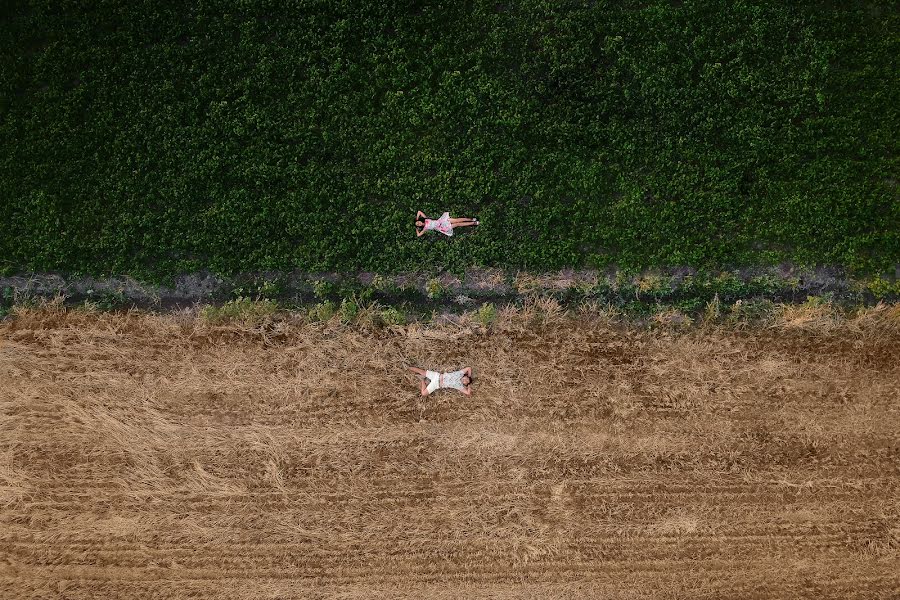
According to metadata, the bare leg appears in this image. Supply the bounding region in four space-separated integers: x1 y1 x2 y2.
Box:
452 221 477 228
449 218 476 224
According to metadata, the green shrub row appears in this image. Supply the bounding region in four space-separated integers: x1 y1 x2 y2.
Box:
1 1 897 279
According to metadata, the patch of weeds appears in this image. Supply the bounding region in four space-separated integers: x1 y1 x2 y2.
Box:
589 279 618 304
622 300 652 318
727 298 776 326
867 276 900 299
748 274 781 295
353 301 381 329
313 279 336 300
678 274 704 298
231 277 284 300
651 306 693 329
712 271 745 298
0 261 13 277
339 297 359 324
775 295 840 328
369 274 400 295
676 296 705 314
85 288 127 311
573 280 601 301
257 278 283 299
0 286 11 318
379 306 406 326
453 294 475 306
805 293 833 307
783 276 802 292
201 297 278 325
613 269 634 293
425 277 445 300
636 273 673 299
702 294 723 324
357 285 375 303
333 281 360 300
308 299 337 322
578 299 621 322
475 302 497 327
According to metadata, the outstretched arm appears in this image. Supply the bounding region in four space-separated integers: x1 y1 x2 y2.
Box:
408 367 426 377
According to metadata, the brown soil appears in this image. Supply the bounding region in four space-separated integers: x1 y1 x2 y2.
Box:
1 306 899 599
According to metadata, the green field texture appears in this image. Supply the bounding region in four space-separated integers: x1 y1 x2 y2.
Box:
1 0 898 281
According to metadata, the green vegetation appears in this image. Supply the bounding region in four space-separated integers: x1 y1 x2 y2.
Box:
475 302 498 327
307 299 337 323
200 297 278 324
1 1 897 280
379 306 407 326
865 275 900 299
0 286 13 318
425 278 445 300
339 297 359 323
83 287 128 311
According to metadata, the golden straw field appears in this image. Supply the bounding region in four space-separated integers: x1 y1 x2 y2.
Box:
1 302 899 599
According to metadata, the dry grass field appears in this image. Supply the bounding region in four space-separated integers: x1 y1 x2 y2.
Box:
1 301 899 599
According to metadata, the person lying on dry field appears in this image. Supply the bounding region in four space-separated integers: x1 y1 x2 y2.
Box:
408 366 473 396
415 210 479 237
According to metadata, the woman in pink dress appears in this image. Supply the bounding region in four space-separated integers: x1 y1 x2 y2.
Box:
415 210 479 237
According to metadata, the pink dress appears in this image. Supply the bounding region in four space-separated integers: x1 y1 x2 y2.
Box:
424 212 453 236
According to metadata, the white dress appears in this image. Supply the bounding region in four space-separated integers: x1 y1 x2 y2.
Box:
440 369 467 391
424 369 467 393
425 370 441 394
424 212 453 236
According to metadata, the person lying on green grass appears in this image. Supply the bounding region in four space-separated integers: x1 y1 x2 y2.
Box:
415 210 479 237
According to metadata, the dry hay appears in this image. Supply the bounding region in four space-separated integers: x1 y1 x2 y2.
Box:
1 304 899 599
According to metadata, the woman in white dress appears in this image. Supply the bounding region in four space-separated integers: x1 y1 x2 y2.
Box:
408 366 473 396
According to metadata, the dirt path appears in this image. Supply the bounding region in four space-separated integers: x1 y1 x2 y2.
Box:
2 265 892 315
1 309 898 598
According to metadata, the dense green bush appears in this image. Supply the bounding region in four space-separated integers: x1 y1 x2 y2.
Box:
1 0 897 281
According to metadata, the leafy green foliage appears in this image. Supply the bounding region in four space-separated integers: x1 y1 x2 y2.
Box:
308 300 337 322
339 297 359 323
475 302 498 327
379 306 406 326
84 288 127 311
231 277 284 301
313 280 336 300
425 278 445 300
0 1 897 279
727 298 777 326
0 286 12 318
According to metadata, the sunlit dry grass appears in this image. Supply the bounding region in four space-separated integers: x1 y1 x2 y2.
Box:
1 303 898 599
